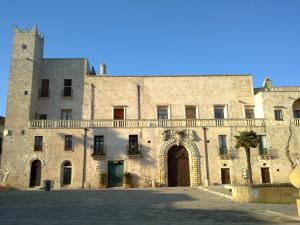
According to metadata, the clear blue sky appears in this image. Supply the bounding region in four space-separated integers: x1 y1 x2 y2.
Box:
0 0 300 117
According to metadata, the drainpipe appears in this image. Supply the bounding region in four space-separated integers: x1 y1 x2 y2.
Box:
203 127 210 186
82 128 88 189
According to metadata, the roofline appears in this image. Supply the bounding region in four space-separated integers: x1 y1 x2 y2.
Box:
87 74 252 78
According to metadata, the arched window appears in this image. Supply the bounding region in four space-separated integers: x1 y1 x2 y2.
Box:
292 99 300 118
62 161 72 186
30 160 42 187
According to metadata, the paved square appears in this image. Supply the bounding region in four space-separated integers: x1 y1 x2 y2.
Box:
0 188 299 225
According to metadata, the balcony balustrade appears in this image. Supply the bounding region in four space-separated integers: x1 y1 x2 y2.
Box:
293 118 300 126
29 119 266 129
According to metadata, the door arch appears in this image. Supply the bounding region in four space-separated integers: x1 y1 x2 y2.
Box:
62 161 72 186
30 160 42 187
168 145 190 186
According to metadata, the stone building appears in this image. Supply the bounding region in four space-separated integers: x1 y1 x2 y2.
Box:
1 26 300 189
0 116 4 162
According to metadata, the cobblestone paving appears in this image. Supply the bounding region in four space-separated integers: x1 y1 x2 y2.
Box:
0 187 299 225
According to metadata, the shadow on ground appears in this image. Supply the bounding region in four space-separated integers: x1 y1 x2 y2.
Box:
0 188 298 225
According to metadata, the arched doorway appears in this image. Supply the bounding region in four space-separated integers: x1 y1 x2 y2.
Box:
62 161 72 186
168 145 190 186
29 160 42 187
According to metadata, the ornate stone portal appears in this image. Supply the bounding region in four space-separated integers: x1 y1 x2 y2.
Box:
158 129 201 187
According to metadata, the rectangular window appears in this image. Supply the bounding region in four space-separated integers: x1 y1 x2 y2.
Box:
40 79 49 98
218 135 227 155
64 135 73 150
294 110 300 118
245 108 255 119
157 106 169 119
185 106 197 119
129 135 139 155
34 136 43 151
94 136 104 155
214 106 224 119
63 79 72 97
258 135 268 155
61 109 72 120
274 109 283 120
39 114 47 120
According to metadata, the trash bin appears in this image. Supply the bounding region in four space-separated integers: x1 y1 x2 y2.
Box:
45 180 51 191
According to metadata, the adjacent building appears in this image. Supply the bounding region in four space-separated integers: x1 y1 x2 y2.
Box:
1 26 299 189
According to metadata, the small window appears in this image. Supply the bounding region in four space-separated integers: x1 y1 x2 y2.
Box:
258 135 268 155
22 44 27 49
214 106 225 119
61 109 72 120
40 79 49 98
64 135 73 150
129 135 139 155
39 114 47 120
63 79 72 97
218 135 227 155
93 136 105 155
34 136 43 151
7 130 12 136
274 109 283 120
24 91 28 95
245 107 255 119
157 106 169 119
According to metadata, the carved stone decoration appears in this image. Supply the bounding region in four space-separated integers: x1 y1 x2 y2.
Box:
161 130 167 141
0 168 9 183
158 132 201 187
174 130 184 146
187 129 194 141
263 77 272 91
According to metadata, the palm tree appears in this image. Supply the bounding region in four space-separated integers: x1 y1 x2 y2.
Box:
234 131 259 184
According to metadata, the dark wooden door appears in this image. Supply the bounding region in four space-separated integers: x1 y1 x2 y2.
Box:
221 168 231 184
108 161 124 187
30 160 41 187
168 146 190 187
114 108 124 120
261 168 271 183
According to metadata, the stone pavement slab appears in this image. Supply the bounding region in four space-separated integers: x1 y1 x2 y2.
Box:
0 187 299 225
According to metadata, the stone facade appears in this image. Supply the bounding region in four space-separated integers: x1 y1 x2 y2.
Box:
1 26 300 189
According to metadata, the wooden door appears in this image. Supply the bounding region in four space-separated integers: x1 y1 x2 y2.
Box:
30 160 41 187
108 161 124 187
261 168 271 183
168 146 190 187
221 168 231 184
114 108 124 120
62 162 72 186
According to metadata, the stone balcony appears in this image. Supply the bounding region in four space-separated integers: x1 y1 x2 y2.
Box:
28 119 266 129
293 118 300 126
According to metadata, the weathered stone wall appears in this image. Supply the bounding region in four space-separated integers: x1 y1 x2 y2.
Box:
1 27 299 189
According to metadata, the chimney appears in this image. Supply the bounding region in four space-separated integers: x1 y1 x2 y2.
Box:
100 62 106 76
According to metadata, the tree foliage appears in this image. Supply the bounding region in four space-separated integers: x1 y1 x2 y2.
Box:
234 130 259 150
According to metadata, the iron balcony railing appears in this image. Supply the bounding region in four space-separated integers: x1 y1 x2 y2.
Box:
28 119 266 129
92 145 106 157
